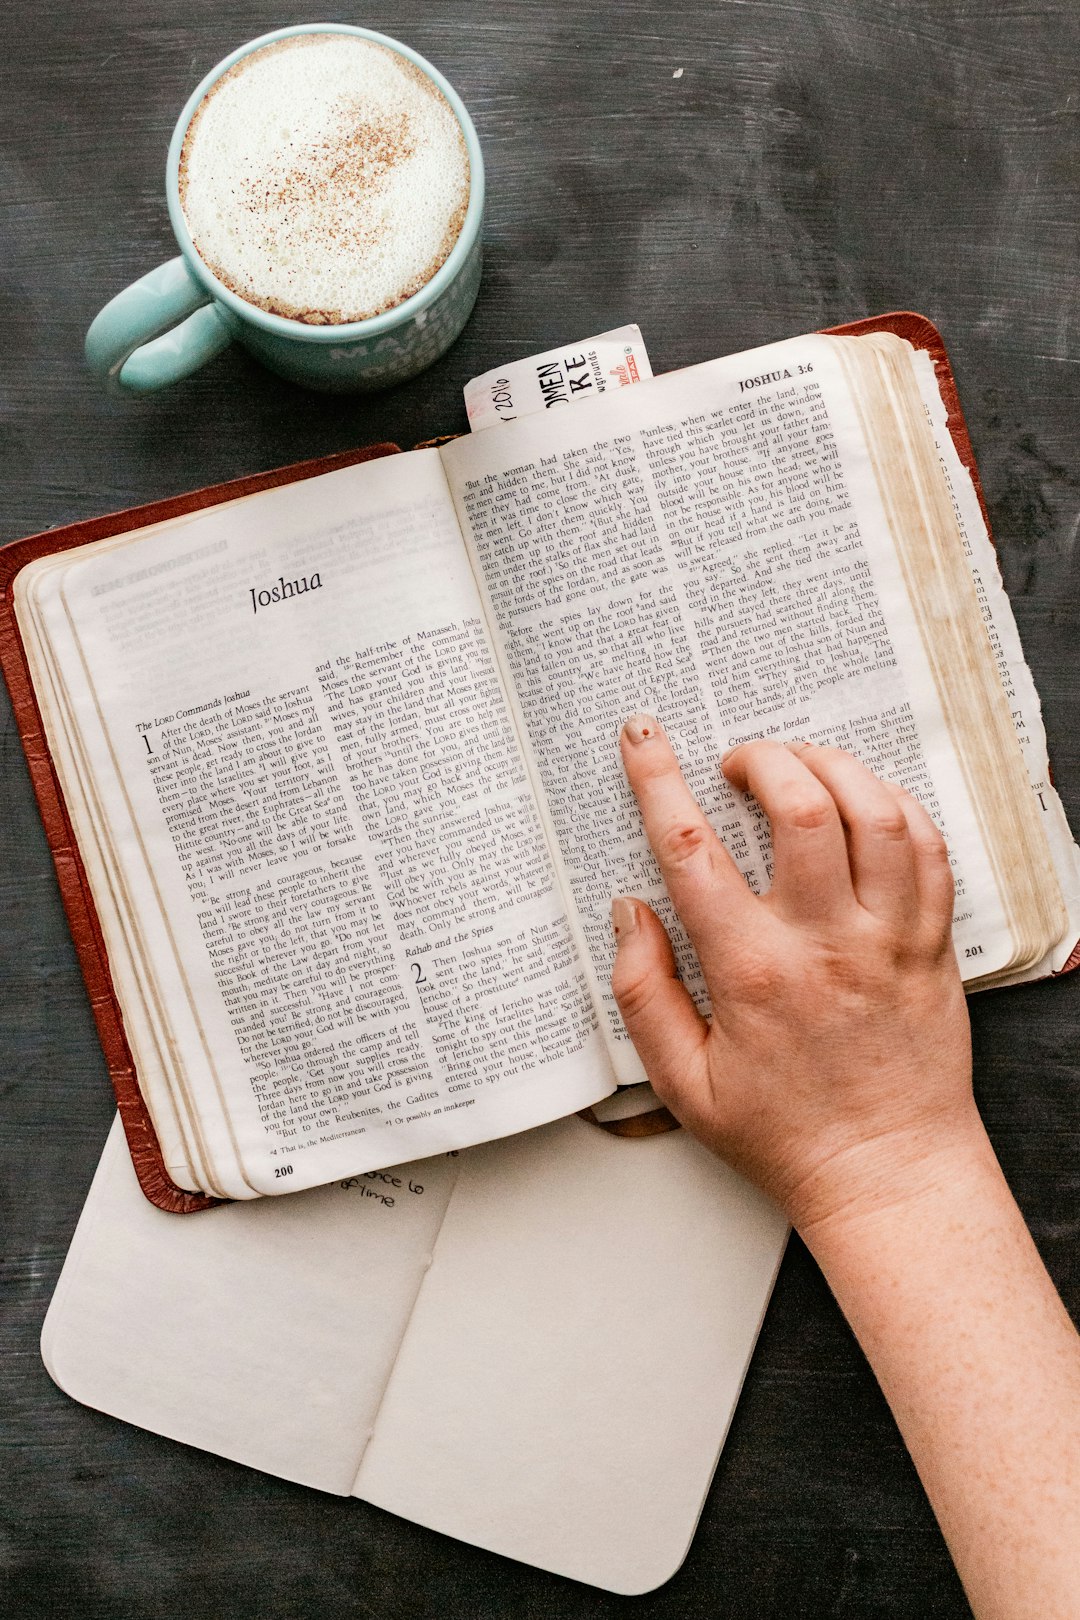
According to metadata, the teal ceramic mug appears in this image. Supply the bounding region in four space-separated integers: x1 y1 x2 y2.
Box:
85 24 485 395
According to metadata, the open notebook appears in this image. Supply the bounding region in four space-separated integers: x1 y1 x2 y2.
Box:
42 1109 788 1593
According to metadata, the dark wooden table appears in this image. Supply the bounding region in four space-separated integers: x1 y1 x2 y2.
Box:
3 3 1078 1614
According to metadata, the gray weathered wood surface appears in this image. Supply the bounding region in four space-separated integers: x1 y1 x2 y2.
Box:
2 2 1078 1614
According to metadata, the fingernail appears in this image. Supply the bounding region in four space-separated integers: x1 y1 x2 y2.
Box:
622 713 662 745
784 740 809 754
611 896 639 938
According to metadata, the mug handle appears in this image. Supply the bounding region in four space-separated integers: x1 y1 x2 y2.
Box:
85 257 235 395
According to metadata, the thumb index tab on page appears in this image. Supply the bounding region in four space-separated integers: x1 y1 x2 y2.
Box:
463 325 653 432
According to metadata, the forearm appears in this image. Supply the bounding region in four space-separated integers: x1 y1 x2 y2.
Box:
802 1126 1080 1620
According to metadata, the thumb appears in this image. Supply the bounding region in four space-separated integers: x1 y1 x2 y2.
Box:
610 897 709 1100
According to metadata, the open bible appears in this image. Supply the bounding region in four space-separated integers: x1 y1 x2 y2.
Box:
5 312 1079 1209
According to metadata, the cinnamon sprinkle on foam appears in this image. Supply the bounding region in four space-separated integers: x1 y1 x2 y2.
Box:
178 35 470 324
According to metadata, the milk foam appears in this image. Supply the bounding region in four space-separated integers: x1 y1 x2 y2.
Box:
179 35 470 324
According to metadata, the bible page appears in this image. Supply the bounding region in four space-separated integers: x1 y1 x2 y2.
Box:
910 348 1080 977
17 497 272 1194
21 543 204 1190
21 450 612 1197
442 337 1018 1082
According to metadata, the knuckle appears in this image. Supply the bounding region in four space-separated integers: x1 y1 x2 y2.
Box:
655 819 713 868
816 928 897 991
779 789 835 833
610 960 661 1023
726 948 786 1005
864 806 909 841
916 828 951 861
915 831 955 893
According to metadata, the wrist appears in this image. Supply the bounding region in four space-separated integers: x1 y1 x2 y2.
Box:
786 1104 995 1254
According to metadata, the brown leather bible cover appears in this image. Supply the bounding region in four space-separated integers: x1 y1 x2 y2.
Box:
2 312 1070 1213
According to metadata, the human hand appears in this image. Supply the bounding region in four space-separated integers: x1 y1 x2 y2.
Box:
611 716 978 1233
613 718 1080 1617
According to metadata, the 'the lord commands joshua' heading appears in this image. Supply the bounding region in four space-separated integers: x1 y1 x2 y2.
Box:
250 573 323 613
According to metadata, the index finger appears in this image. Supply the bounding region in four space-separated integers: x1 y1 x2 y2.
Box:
620 714 758 976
